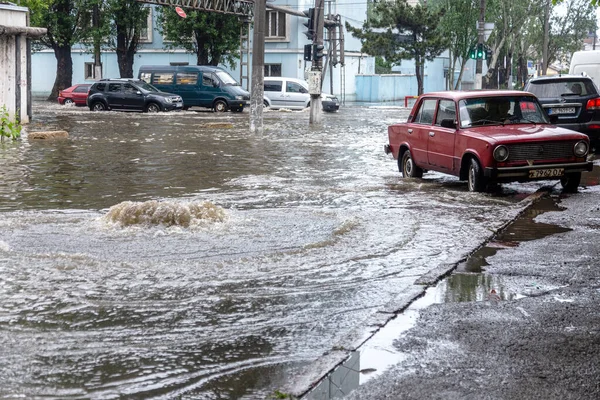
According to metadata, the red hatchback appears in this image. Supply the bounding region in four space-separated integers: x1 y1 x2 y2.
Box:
385 90 593 192
58 84 91 106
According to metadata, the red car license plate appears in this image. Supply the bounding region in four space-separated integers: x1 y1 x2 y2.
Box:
529 168 564 178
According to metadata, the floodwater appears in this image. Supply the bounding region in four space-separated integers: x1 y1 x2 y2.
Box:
0 102 566 398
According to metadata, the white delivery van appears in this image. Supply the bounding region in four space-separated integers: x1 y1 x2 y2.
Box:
569 50 600 85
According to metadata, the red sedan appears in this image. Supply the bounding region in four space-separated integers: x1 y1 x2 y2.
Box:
58 84 91 106
384 90 593 192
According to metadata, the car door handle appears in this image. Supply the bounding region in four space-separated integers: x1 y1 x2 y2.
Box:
429 131 435 137
407 129 413 134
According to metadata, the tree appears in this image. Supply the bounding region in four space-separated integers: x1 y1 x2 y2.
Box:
106 0 149 78
430 0 479 89
22 0 90 101
157 7 243 67
345 0 448 95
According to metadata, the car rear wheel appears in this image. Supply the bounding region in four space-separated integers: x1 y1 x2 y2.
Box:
213 100 227 113
263 100 270 109
401 150 423 178
64 99 74 106
467 158 487 192
91 102 106 111
560 172 581 193
145 102 161 113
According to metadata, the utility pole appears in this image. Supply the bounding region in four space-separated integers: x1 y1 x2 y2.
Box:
542 0 550 75
308 0 324 124
250 0 266 132
475 0 485 89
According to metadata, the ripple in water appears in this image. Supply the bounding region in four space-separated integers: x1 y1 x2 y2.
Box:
103 200 227 227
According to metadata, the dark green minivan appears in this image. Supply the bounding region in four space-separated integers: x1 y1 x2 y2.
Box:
138 65 249 112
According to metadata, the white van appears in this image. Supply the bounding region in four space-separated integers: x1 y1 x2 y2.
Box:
569 50 600 85
263 77 339 112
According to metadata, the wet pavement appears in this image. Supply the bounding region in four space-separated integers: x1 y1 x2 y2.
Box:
0 102 597 399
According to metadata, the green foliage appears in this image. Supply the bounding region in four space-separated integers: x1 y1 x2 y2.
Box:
0 106 22 142
375 56 393 74
157 7 243 67
553 0 599 5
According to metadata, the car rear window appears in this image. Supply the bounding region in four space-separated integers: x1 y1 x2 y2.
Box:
527 79 597 98
74 86 89 93
94 83 106 92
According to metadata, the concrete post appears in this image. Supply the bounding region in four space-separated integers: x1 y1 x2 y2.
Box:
249 0 266 133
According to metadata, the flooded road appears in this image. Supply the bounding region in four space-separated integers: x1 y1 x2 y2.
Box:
0 102 554 398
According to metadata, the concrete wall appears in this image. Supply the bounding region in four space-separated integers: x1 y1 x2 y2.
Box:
0 4 29 123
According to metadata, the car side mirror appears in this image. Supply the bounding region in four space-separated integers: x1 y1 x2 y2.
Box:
440 119 457 129
548 115 559 124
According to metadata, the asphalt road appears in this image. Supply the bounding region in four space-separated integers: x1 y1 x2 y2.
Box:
341 184 600 399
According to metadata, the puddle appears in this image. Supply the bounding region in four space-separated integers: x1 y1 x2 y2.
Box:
304 195 571 399
456 196 571 274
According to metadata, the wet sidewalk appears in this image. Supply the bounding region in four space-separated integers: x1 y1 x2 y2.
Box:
296 184 600 399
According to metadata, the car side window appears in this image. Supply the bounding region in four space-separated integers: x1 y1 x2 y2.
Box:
435 100 456 126
177 72 198 85
123 83 138 94
202 73 216 87
95 83 106 92
414 99 436 125
108 83 121 93
74 86 89 93
264 81 282 92
152 73 174 85
287 82 307 93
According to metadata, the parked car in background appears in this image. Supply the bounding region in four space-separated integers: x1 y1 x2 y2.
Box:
139 65 249 112
86 79 183 113
524 75 600 151
58 84 91 106
384 90 593 192
263 77 340 112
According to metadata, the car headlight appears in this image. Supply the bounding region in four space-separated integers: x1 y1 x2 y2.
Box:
164 97 173 103
235 95 244 100
493 145 509 162
574 140 589 157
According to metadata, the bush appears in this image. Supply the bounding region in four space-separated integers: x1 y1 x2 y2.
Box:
0 105 21 141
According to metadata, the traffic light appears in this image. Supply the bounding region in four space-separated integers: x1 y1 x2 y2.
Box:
476 43 484 59
303 44 312 61
313 44 325 61
303 8 315 40
469 47 477 59
485 46 492 59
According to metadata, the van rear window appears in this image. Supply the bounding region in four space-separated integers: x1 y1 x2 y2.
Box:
152 73 174 85
177 72 198 85
140 72 152 83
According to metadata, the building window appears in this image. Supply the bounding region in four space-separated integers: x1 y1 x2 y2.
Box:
84 62 94 80
266 11 287 41
139 8 153 43
264 64 282 77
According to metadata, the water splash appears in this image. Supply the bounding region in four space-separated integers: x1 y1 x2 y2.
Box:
103 200 227 227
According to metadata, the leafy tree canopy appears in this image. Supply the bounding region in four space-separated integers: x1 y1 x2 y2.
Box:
157 8 243 67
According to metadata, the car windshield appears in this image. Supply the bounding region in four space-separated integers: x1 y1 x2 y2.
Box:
526 79 597 98
135 81 160 93
459 96 550 128
215 71 239 86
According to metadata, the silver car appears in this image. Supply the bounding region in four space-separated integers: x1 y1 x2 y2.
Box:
263 77 339 112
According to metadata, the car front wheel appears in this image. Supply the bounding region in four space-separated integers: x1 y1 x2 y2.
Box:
560 172 581 193
401 150 423 178
467 158 487 192
213 100 227 113
145 102 161 113
91 102 106 111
